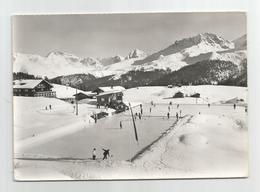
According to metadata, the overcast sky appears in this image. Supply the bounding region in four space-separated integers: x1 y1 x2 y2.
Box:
13 12 246 58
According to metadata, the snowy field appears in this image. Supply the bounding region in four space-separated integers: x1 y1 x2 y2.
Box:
13 85 248 180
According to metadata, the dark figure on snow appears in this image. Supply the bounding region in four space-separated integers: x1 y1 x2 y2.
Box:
92 148 96 160
45 106 48 110
139 113 142 120
120 121 122 129
94 115 97 123
151 101 154 106
149 107 152 113
177 104 179 108
102 148 110 160
176 112 179 120
168 106 170 111
208 103 210 108
167 112 170 119
233 103 236 110
141 108 143 115
170 101 172 105
49 105 52 110
179 110 182 118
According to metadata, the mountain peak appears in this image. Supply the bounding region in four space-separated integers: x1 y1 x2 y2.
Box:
126 49 147 59
173 33 234 50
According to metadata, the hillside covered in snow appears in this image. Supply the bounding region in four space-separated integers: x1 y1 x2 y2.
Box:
13 33 247 88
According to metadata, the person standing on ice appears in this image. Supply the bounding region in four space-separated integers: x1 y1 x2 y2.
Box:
176 112 179 120
94 114 97 123
102 148 110 160
168 106 170 111
92 148 96 160
120 121 122 129
233 103 236 110
177 104 179 108
179 110 182 118
139 113 142 120
208 103 210 108
49 104 52 110
167 112 170 119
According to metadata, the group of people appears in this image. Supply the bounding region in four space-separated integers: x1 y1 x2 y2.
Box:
92 148 111 160
45 104 52 110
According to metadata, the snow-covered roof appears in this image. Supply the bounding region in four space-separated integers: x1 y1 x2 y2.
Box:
52 83 94 99
97 86 126 92
13 79 52 89
97 90 123 97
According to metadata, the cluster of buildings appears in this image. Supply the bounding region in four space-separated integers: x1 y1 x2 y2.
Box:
13 79 127 111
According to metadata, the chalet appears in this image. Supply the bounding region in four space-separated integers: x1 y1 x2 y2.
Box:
92 86 126 95
13 79 56 97
96 90 123 106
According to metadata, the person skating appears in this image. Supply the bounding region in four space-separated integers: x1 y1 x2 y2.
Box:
176 112 179 120
102 148 110 160
92 148 96 160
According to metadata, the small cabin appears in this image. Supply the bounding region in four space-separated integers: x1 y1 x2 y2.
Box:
13 79 56 97
173 91 184 98
190 93 200 98
73 92 96 101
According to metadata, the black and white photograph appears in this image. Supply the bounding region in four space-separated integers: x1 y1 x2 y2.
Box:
12 12 248 180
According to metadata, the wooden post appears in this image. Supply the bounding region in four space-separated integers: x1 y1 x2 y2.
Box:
75 88 78 116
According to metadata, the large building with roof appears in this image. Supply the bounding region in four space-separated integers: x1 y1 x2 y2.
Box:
92 86 126 95
94 86 128 112
13 79 56 97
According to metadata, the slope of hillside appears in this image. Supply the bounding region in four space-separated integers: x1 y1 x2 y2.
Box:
134 33 234 66
50 73 96 89
233 34 247 50
150 60 241 86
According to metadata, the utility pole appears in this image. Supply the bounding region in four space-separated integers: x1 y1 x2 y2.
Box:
129 103 138 142
75 88 78 116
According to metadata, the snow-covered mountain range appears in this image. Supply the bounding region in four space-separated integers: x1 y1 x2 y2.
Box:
13 33 247 88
